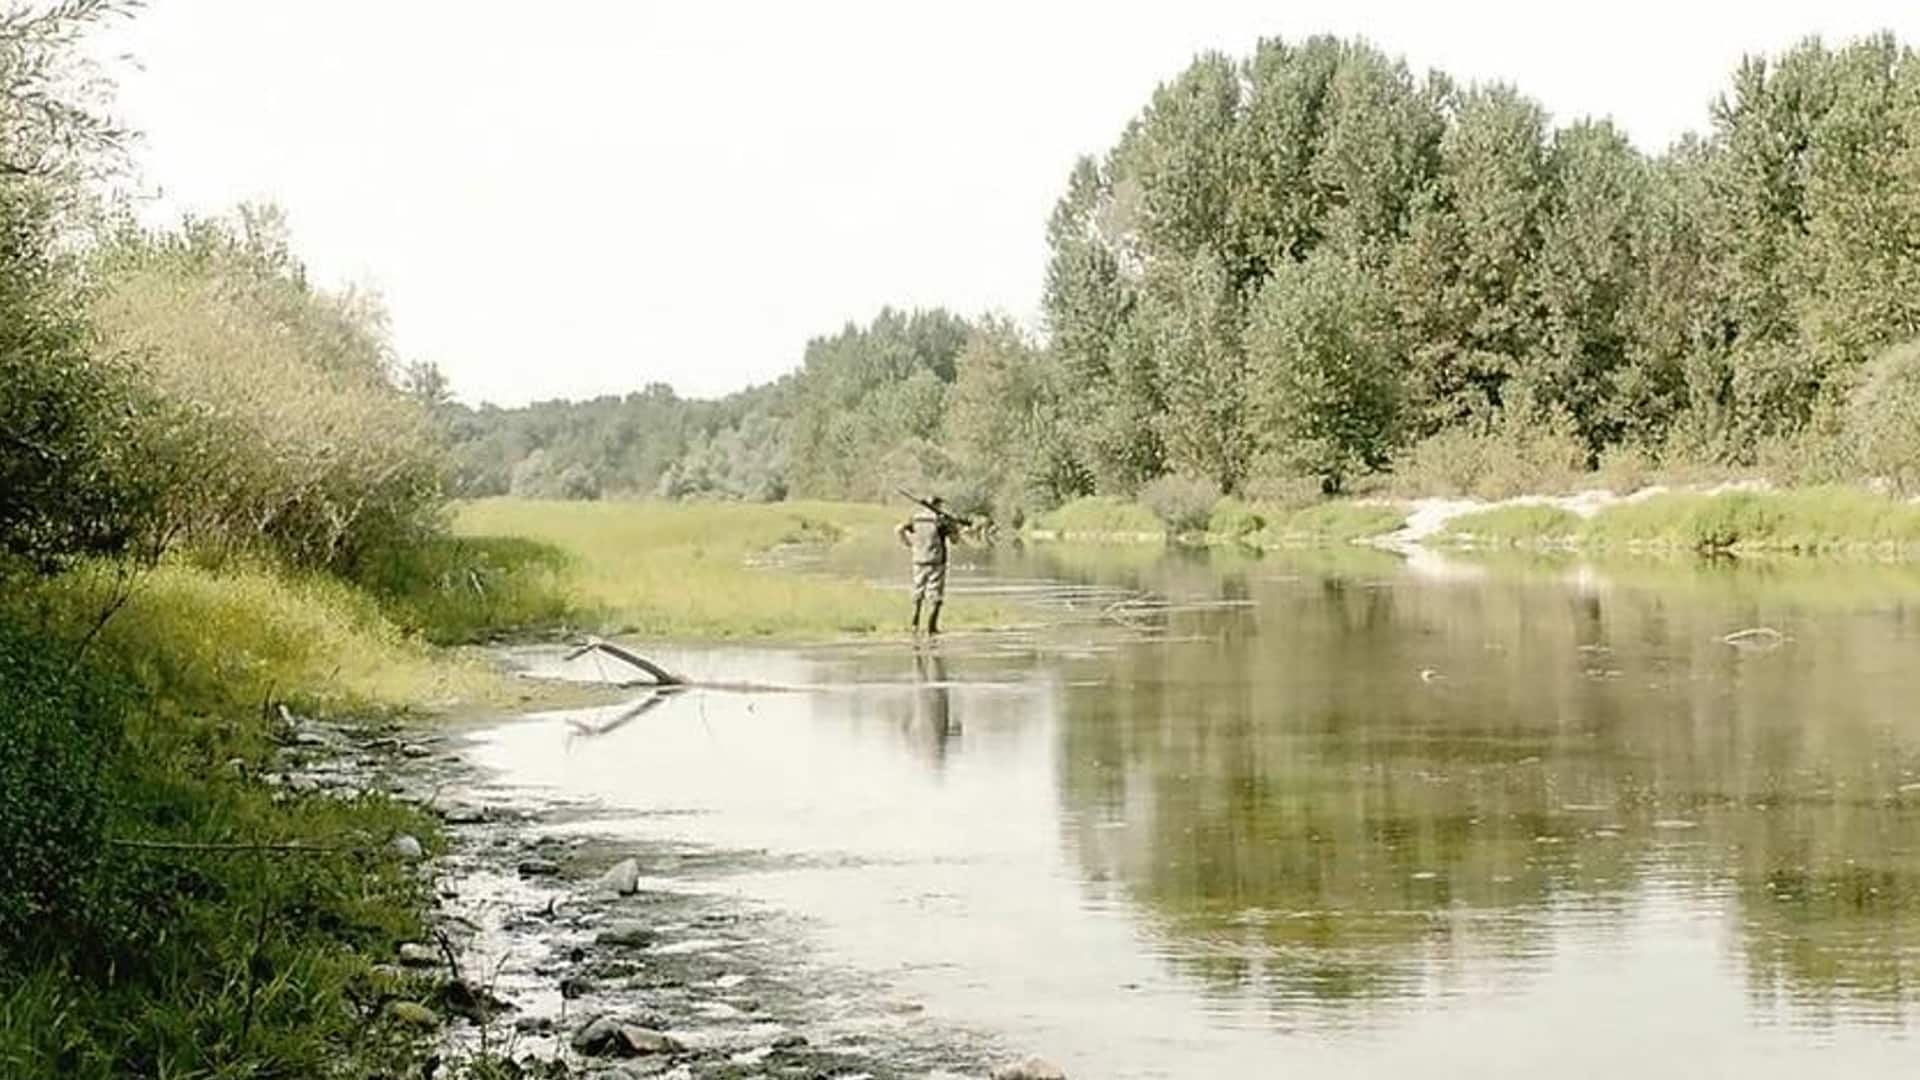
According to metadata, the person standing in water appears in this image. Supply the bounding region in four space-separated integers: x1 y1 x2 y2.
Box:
896 495 960 635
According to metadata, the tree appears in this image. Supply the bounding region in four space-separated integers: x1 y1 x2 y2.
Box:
1137 252 1252 492
1244 251 1404 490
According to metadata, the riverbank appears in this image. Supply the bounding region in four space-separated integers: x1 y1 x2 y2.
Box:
1 501 936 1078
1022 484 1920 558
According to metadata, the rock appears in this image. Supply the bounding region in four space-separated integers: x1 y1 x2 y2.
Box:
596 857 643 896
615 1026 679 1055
596 920 657 948
397 942 441 967
386 834 424 860
560 974 596 999
572 1014 623 1055
433 795 488 824
440 977 511 1023
386 1001 441 1029
770 1033 808 1050
572 1014 683 1058
992 1057 1068 1080
515 1015 556 1034
401 743 433 758
518 857 562 877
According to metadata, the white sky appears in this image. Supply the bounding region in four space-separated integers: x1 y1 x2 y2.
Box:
94 1 1920 406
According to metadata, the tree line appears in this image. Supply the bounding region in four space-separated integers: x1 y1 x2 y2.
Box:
453 32 1920 512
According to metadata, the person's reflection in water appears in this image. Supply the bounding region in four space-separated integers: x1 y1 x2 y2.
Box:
910 647 959 769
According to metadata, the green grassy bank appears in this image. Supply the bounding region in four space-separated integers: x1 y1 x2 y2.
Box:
1030 494 1410 547
2 498 944 1077
1441 487 1920 555
0 558 514 1078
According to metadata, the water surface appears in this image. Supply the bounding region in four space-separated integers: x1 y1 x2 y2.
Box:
471 545 1920 1077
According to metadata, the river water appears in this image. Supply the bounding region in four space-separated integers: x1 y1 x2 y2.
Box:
468 544 1920 1078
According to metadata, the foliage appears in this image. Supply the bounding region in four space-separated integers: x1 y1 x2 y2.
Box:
91 209 446 573
352 533 577 645
1031 496 1166 538
0 1 152 572
1245 251 1403 489
0 617 124 953
1849 341 1920 494
1388 410 1590 499
1140 474 1221 535
784 307 972 500
1581 487 1920 553
0 194 156 570
1207 496 1265 539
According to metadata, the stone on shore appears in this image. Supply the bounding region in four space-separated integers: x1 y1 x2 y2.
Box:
572 1013 683 1058
992 1056 1068 1080
595 856 642 896
596 919 657 947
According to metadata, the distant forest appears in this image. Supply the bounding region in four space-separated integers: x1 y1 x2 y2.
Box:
450 33 1920 515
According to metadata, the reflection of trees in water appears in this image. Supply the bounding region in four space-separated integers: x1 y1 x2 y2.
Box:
1053 551 1920 1021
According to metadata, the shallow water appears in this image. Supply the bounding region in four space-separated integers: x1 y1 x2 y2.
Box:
470 545 1920 1077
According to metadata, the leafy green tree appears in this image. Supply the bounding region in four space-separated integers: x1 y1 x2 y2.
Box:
1136 252 1252 492
1244 251 1404 490
1527 119 1650 453
942 318 1085 517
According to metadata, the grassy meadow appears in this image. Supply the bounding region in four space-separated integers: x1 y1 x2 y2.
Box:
449 497 1004 640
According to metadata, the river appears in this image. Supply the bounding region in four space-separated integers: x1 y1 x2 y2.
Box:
463 543 1920 1078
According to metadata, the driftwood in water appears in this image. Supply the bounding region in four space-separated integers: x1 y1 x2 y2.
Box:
564 636 684 685
566 687 684 736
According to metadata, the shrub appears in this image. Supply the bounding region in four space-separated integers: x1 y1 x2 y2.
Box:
0 617 126 954
1140 474 1221 535
1390 410 1589 498
91 211 446 573
351 534 578 644
1850 341 1920 494
1031 496 1164 538
1207 496 1265 539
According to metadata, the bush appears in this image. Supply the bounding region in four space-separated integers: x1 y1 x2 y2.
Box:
1390 411 1590 498
1140 474 1220 535
351 534 578 644
1031 495 1165 538
91 211 446 573
1207 496 1265 539
0 617 126 954
1850 341 1920 494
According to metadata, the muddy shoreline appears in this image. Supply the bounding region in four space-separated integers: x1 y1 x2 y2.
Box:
288 689 1034 1080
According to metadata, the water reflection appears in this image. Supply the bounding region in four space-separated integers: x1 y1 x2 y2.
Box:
909 647 959 768
1042 545 1920 1027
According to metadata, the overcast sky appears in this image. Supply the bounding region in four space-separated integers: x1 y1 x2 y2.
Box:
96 1 1920 406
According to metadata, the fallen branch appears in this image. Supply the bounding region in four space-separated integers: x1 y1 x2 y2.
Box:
564 636 683 685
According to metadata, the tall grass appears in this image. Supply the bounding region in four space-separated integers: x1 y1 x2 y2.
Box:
39 559 508 716
1030 496 1167 539
452 498 988 638
1 557 468 1079
1259 501 1410 544
1439 504 1585 546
